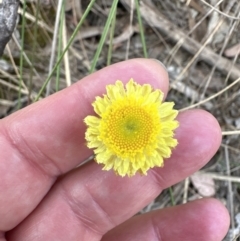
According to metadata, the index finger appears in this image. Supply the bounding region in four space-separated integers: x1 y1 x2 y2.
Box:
0 59 169 231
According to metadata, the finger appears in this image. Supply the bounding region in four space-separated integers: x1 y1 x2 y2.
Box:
149 108 222 189
7 110 222 241
0 59 168 231
102 198 230 241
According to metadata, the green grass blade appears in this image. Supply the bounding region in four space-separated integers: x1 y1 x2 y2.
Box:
89 0 119 73
56 0 65 92
107 4 117 66
169 186 176 206
34 0 96 102
135 0 148 58
18 0 27 109
29 0 40 101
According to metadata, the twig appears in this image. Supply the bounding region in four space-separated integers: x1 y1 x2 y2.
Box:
6 44 28 92
200 0 240 20
18 7 53 33
0 79 28 95
221 144 240 154
222 130 240 136
125 0 134 60
201 1 240 99
0 99 14 106
46 0 64 96
225 144 235 229
171 18 224 86
62 11 71 87
12 33 41 80
203 172 240 183
180 76 240 111
121 0 240 81
182 177 189 204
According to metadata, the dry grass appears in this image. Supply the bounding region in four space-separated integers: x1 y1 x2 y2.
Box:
1 0 240 240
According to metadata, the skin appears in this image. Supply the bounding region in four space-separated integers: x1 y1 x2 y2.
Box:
0 59 229 241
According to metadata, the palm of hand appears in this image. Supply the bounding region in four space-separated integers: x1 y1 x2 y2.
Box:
0 59 229 241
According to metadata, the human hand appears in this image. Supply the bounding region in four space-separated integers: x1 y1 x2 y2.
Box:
0 59 229 241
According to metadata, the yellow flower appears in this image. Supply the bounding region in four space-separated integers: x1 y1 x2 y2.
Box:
84 79 179 177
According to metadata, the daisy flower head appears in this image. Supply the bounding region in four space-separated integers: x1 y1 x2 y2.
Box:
84 79 179 177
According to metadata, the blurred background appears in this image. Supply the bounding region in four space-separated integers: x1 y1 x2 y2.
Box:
0 0 240 240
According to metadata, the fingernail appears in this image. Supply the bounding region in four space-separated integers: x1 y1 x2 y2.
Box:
151 59 167 72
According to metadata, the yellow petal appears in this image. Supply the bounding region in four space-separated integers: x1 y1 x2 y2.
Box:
84 78 179 177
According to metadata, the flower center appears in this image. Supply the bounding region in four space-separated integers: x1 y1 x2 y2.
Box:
110 107 152 151
100 104 160 158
